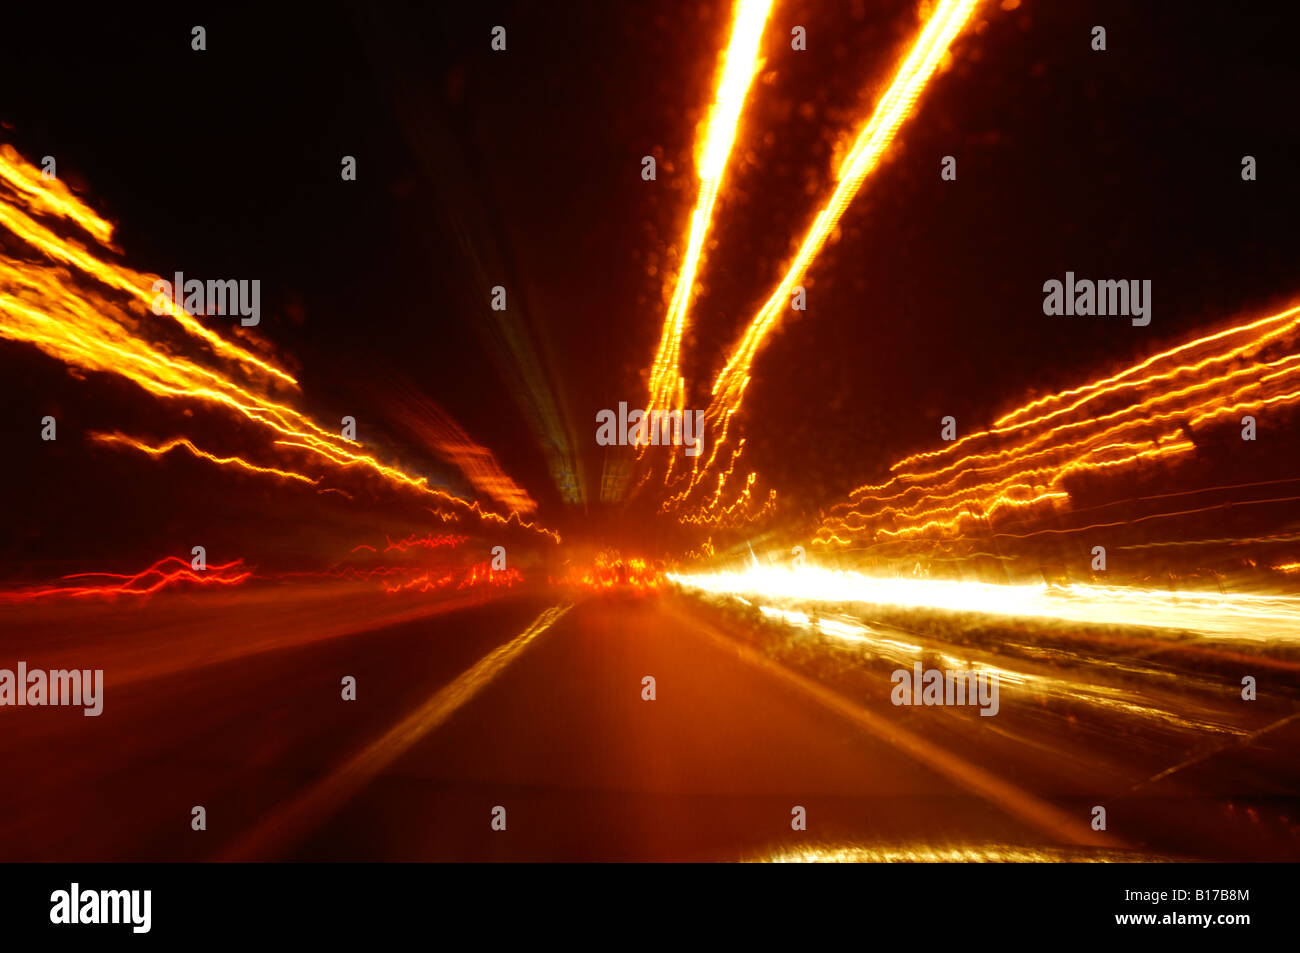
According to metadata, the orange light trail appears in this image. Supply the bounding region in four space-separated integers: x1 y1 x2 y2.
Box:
560 553 664 593
0 147 561 541
91 432 320 485
0 144 115 246
456 562 523 590
706 0 981 423
379 382 540 515
676 468 777 528
0 555 251 602
816 301 1300 547
364 533 467 554
381 562 521 594
645 0 774 418
1121 530 1300 552
383 572 459 594
269 436 561 541
898 303 1300 470
976 494 1300 541
660 435 777 527
660 0 981 517
992 304 1300 431
427 433 538 517
0 149 293 385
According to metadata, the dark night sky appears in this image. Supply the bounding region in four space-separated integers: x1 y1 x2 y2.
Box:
2 1 1299 572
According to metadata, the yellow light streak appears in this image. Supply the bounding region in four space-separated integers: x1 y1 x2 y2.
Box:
646 0 774 416
0 147 561 541
91 432 320 485
816 301 1300 546
661 0 981 512
707 0 981 421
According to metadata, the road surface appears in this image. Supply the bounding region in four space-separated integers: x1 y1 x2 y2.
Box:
1 585 1297 861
